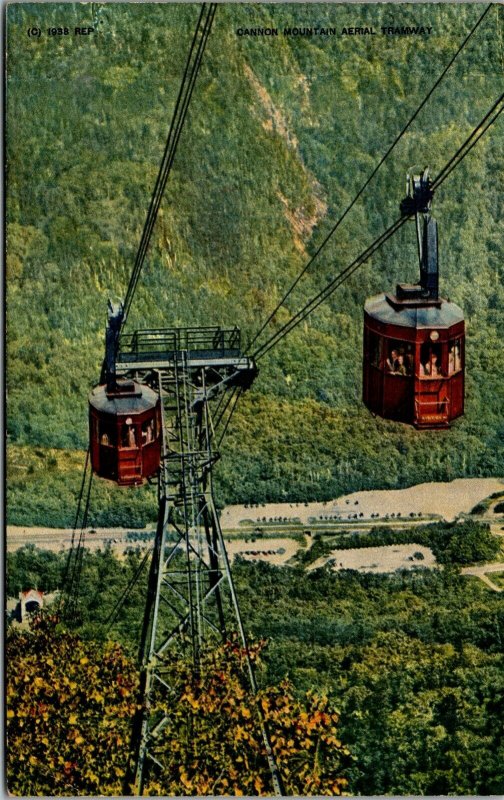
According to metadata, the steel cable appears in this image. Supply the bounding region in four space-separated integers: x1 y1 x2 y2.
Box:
247 3 493 353
104 546 154 631
123 4 216 324
64 468 94 619
252 93 503 361
124 4 215 318
59 448 90 611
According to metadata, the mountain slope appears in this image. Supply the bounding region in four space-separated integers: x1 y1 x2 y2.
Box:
6 3 504 523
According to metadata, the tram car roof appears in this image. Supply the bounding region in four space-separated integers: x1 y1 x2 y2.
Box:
89 379 158 415
365 292 464 329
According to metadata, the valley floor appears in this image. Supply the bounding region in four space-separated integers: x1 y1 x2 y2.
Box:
7 478 504 588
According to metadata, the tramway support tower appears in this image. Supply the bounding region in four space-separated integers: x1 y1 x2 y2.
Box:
363 168 465 429
89 321 284 795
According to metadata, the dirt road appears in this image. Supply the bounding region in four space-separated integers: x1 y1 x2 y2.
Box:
5 526 150 556
461 562 504 592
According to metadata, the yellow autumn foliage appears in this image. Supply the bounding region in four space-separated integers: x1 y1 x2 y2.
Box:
140 638 353 796
6 615 137 796
7 618 352 796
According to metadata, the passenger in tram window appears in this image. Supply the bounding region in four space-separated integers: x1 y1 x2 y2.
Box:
448 346 455 375
400 346 413 375
122 424 136 448
426 355 441 377
420 342 442 377
404 351 414 375
101 432 110 446
420 357 433 376
395 353 408 376
386 349 400 373
142 419 154 444
454 343 461 372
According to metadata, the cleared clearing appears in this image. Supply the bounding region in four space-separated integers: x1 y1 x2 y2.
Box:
220 478 503 529
307 544 437 574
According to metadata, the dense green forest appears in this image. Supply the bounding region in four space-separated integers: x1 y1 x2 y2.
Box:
7 535 504 795
6 3 504 524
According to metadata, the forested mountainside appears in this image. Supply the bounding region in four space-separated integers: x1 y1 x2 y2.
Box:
7 540 504 794
6 3 504 521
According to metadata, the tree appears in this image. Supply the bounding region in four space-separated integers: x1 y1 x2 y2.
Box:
7 618 353 796
141 639 352 796
6 615 137 796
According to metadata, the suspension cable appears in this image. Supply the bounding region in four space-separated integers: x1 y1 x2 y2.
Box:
126 6 216 318
122 4 216 325
217 387 243 449
252 93 503 361
253 217 408 361
64 469 94 619
123 3 216 321
59 448 90 611
431 91 504 188
247 3 493 352
122 3 206 320
104 546 154 631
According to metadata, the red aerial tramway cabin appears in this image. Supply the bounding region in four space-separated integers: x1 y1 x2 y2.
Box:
89 304 162 485
89 378 161 486
88 310 248 486
363 169 465 429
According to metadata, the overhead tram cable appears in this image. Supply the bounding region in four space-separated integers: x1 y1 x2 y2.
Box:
63 462 94 620
122 3 217 327
217 387 243 448
59 448 90 612
247 3 493 353
104 546 154 632
251 91 503 362
431 95 504 186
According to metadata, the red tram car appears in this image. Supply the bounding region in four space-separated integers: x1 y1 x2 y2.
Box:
363 289 464 428
363 169 465 429
89 377 161 485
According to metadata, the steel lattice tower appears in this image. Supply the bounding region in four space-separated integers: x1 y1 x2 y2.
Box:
112 327 282 795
